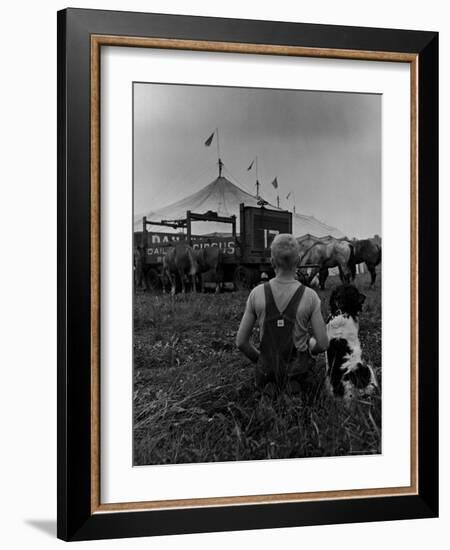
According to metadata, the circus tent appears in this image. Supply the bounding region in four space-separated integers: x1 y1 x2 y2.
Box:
134 175 344 239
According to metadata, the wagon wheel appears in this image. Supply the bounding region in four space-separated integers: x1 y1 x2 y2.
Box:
145 268 162 291
233 266 254 290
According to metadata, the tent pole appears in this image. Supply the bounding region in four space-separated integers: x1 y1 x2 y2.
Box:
216 127 222 178
255 156 259 198
216 127 220 158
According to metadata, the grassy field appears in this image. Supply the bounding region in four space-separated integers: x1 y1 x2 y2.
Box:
133 272 381 465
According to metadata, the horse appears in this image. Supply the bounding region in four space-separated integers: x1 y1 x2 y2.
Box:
348 239 382 287
133 246 146 291
297 236 353 290
192 245 223 293
162 242 198 295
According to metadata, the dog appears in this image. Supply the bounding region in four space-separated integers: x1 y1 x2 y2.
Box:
325 284 378 401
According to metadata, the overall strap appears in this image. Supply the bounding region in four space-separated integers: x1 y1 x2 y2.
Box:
282 284 306 321
263 282 281 318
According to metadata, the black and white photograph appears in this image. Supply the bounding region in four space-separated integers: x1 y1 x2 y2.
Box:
133 82 382 466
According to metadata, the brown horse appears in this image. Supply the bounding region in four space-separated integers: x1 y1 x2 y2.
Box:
162 242 198 295
297 236 353 289
192 245 223 293
133 246 146 290
348 239 382 286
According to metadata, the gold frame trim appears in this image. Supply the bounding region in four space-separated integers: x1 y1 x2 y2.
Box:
90 35 419 514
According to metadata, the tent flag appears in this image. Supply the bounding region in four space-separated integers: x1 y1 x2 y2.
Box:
204 131 215 147
286 191 291 200
247 159 254 171
271 177 278 189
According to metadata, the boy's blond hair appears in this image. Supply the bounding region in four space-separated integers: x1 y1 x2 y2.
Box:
270 234 300 271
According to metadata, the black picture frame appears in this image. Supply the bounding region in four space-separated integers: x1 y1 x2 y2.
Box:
57 7 438 541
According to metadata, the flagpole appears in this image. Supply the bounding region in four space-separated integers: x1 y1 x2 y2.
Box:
215 128 223 177
277 195 280 208
255 156 259 198
216 127 220 160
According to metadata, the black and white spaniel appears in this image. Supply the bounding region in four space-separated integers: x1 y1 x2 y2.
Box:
325 285 378 401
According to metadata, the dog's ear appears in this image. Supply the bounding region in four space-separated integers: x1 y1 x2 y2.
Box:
329 289 338 313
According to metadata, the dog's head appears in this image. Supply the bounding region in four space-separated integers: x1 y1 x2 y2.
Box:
329 284 366 319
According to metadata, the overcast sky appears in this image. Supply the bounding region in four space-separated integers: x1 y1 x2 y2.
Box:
134 83 381 238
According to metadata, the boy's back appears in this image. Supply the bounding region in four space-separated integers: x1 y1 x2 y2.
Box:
236 233 328 393
246 278 322 352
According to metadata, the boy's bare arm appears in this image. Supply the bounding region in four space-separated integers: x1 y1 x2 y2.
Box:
309 308 329 354
236 309 260 363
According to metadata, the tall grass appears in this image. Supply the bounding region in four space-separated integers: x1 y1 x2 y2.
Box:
133 273 381 465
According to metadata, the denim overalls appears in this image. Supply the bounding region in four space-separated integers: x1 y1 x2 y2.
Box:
255 282 316 392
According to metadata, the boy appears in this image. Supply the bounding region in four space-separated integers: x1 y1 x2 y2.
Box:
236 234 328 395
